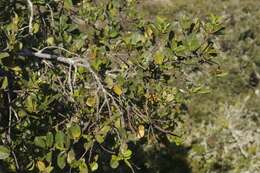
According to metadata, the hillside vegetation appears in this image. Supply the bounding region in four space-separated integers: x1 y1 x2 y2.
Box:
143 0 260 172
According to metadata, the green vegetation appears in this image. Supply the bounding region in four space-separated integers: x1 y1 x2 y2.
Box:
0 0 259 173
0 0 223 172
143 0 260 172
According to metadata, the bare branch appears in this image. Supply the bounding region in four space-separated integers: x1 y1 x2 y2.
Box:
27 0 34 35
20 49 123 120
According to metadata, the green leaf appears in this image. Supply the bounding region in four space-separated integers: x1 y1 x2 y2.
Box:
79 160 89 173
46 132 54 148
84 141 93 151
55 131 65 150
0 145 10 160
57 152 67 169
1 77 8 89
95 135 104 144
34 136 46 149
100 125 110 135
109 30 119 38
0 52 9 59
122 149 132 159
130 33 145 45
110 155 120 169
90 162 98 171
25 95 37 113
187 34 200 51
68 124 81 139
46 37 55 45
45 151 53 163
26 160 35 171
64 0 73 10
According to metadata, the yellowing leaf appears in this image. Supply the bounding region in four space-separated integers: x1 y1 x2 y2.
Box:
37 161 46 172
113 85 123 96
86 97 96 107
154 51 164 65
32 23 40 33
137 125 145 139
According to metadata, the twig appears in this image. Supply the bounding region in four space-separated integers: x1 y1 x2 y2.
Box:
11 151 20 170
7 93 20 170
99 144 116 154
46 4 55 35
20 48 122 117
68 64 73 94
27 0 34 35
152 124 180 137
7 93 12 143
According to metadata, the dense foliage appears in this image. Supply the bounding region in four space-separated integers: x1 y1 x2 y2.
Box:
0 0 223 172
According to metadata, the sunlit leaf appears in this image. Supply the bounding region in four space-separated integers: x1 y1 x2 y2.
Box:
32 23 40 33
86 97 96 107
110 155 119 169
36 161 46 172
113 85 123 96
67 149 75 164
122 149 132 159
137 125 145 139
95 135 104 144
0 146 10 160
0 52 9 59
90 162 98 171
1 77 8 89
46 37 55 45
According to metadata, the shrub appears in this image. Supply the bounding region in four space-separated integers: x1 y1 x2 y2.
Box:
0 0 222 172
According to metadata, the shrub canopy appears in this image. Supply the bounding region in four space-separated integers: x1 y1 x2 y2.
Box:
0 0 223 172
